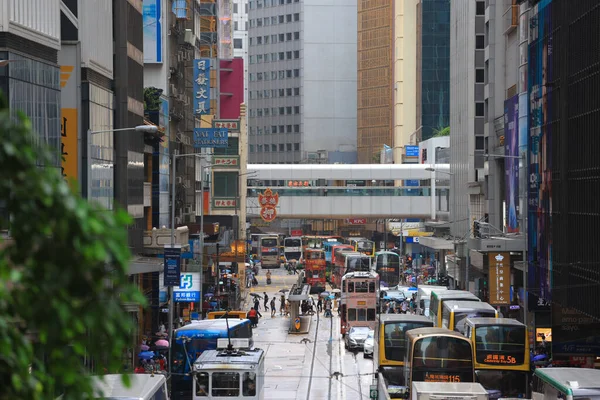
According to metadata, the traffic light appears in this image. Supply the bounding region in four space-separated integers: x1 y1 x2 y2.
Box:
473 221 481 238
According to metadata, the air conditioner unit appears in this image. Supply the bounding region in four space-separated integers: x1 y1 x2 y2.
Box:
184 206 193 214
176 176 183 184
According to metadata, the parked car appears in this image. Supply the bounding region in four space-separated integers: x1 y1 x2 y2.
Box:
363 330 375 358
345 326 371 350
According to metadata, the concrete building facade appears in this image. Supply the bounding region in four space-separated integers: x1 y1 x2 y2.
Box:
247 0 357 164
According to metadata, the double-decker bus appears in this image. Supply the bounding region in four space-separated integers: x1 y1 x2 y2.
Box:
375 251 401 287
464 318 530 399
283 236 303 261
429 290 481 327
441 301 499 333
322 241 341 281
332 250 372 289
374 314 434 386
417 285 448 317
345 237 376 257
259 236 280 268
304 248 326 293
171 319 254 399
403 327 475 397
339 271 379 336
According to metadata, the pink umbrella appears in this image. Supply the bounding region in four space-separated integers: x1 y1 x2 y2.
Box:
155 339 169 347
140 344 150 351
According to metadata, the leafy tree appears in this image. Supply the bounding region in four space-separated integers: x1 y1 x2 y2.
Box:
0 96 145 399
432 126 450 137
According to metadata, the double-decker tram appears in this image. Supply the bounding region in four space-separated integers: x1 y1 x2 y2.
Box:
304 248 326 293
402 327 475 397
375 251 401 287
463 318 530 399
339 271 379 336
332 250 372 289
374 314 434 386
441 300 499 332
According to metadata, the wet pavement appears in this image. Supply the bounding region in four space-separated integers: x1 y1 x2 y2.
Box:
243 266 374 399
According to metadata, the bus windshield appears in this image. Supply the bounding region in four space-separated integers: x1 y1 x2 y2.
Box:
384 322 431 361
475 325 526 365
377 253 400 287
411 336 473 383
261 238 278 247
285 238 302 247
347 256 370 272
357 240 373 252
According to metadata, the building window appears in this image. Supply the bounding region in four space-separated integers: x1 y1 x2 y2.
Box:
476 1 485 15
279 33 285 42
249 91 254 99
476 35 485 49
279 107 285 115
272 125 278 133
279 88 285 97
249 37 253 46
294 12 300 21
264 89 270 98
294 124 300 132
279 52 285 60
234 21 239 31
475 102 485 117
264 108 270 116
257 54 263 63
272 107 278 116
257 19 263 27
213 172 239 197
272 16 277 25
279 15 284 23
249 127 255 135
294 87 300 96
257 36 262 45
234 38 242 49
264 36 270 44
257 72 263 81
286 143 292 151
271 53 277 62
286 32 292 41
286 51 292 60
294 106 300 114
286 14 292 22
279 125 284 133
476 69 484 83
293 69 300 78
286 125 292 133
294 143 300 151
214 137 239 156
264 126 270 134
475 136 485 150
257 127 263 135
249 144 255 153
279 0 284 4
233 3 238 13
279 70 285 79
249 55 255 64
286 70 292 78
271 144 277 152
294 31 300 40
286 88 292 96
264 17 270 26
249 1 254 9
293 50 300 59
284 106 290 114
257 109 263 117
279 144 285 151
249 73 255 81
257 0 263 8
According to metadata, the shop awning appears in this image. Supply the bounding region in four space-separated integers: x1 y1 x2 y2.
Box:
418 236 455 250
128 256 164 275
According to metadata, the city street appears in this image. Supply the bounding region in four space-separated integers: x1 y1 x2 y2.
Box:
243 266 375 400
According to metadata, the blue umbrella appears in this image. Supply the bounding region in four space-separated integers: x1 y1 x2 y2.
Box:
138 351 155 360
533 354 547 362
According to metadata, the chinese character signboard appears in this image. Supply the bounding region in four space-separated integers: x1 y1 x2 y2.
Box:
193 58 210 115
213 119 241 132
213 156 239 167
287 180 310 187
489 252 511 305
58 43 80 183
193 128 228 148
213 198 237 209
173 272 201 302
164 245 182 286
258 188 279 222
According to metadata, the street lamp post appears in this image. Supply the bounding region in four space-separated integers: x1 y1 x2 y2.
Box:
87 125 158 201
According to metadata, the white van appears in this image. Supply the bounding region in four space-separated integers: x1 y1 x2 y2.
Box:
417 285 448 317
91 374 169 400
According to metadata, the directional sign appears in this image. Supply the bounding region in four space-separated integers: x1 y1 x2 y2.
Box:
489 252 511 305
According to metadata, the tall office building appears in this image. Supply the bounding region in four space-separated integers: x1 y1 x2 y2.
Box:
357 0 393 164
233 0 249 103
247 0 357 164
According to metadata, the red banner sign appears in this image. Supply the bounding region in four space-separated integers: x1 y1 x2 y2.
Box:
259 188 279 222
291 229 303 236
346 218 367 225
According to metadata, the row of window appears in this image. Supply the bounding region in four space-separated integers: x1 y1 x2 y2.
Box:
249 31 300 46
250 0 299 10
250 87 300 100
249 69 300 81
249 13 300 28
250 50 300 64
249 106 300 117
249 124 300 135
249 143 300 153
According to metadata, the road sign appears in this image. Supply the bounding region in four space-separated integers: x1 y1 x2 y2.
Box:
370 385 378 399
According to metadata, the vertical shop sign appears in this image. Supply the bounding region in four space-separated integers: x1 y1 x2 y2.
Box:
489 252 511 305
58 43 80 182
164 245 182 286
193 59 211 115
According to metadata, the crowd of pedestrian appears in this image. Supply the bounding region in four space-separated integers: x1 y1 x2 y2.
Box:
382 293 418 314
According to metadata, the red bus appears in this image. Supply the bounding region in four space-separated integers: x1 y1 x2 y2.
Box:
340 271 379 337
332 250 372 289
304 249 327 294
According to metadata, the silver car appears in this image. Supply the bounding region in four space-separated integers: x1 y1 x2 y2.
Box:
363 330 375 358
345 326 372 350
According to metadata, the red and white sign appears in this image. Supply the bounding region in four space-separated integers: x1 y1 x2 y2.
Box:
346 218 367 225
291 229 303 236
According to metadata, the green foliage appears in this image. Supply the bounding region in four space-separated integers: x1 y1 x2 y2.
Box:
433 126 450 137
144 87 163 112
0 103 146 399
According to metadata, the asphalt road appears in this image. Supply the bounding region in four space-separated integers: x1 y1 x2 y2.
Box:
243 266 375 400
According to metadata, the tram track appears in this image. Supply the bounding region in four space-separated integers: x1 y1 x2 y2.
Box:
305 309 320 400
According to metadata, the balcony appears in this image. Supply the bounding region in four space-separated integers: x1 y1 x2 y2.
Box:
503 5 519 35
143 226 190 251
144 182 151 207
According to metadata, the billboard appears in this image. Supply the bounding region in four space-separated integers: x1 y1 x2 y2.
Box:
143 0 163 63
528 0 553 304
219 59 244 119
504 95 519 233
488 252 511 305
193 59 211 115
58 43 81 184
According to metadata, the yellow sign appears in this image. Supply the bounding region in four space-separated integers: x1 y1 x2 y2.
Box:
483 354 517 364
61 108 78 182
424 373 461 383
294 317 301 330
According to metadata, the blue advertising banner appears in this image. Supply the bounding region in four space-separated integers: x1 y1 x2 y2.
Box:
193 128 228 148
405 146 419 157
142 0 162 63
193 59 211 115
504 95 519 233
528 0 553 303
405 180 420 186
163 245 182 286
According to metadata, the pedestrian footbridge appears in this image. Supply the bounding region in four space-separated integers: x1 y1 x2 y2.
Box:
245 164 450 219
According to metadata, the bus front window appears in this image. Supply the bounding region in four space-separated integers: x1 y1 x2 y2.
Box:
412 337 473 383
196 372 209 397
212 372 240 397
475 325 526 365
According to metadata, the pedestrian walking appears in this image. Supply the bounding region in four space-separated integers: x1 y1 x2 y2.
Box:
292 263 298 275
401 300 408 314
280 295 286 315
263 292 269 311
317 297 323 313
324 300 332 317
253 299 262 317
248 307 258 328
270 298 276 317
